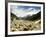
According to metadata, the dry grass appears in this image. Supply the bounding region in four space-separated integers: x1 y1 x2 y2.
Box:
10 18 41 32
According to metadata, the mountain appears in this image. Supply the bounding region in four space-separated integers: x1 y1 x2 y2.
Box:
24 11 41 21
11 11 41 21
11 12 19 21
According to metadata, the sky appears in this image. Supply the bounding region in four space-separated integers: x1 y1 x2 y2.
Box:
10 5 41 17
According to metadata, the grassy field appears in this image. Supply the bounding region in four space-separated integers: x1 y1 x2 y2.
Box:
10 18 41 32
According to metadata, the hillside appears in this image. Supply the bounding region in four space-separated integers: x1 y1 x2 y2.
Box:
11 11 41 21
10 11 41 32
24 11 41 21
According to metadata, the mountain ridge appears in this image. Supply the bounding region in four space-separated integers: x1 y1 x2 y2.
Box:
11 11 41 21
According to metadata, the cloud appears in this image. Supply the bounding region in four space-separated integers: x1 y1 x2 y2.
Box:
11 6 41 17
